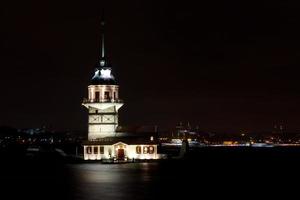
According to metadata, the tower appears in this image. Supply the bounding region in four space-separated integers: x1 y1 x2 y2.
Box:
82 19 123 140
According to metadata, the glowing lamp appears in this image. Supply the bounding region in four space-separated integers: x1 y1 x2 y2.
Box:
100 60 105 66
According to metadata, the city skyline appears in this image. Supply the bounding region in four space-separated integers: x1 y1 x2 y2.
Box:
1 1 300 132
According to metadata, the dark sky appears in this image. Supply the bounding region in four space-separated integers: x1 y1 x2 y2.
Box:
1 0 300 132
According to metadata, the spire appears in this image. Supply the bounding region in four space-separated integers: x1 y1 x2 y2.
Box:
100 8 106 58
100 18 105 58
90 10 116 85
99 10 106 67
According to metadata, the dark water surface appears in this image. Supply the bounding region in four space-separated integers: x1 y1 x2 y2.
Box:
69 163 160 200
1 147 300 199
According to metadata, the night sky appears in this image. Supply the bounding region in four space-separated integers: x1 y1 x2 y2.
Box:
1 0 300 132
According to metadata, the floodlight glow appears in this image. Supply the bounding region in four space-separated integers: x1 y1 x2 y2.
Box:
92 70 100 79
100 69 113 79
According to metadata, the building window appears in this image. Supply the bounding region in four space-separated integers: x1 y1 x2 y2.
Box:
94 146 98 154
136 146 141 154
95 110 98 114
86 147 92 154
143 146 148 154
100 146 104 154
149 146 154 154
114 92 116 99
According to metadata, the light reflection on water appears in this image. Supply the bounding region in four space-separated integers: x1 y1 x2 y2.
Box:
68 163 159 200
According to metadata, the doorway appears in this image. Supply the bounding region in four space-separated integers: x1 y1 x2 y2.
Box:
117 149 125 160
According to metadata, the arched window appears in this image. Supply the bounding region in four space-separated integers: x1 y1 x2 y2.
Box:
86 147 92 154
94 146 98 154
136 146 141 154
149 146 154 154
143 146 148 154
100 146 104 154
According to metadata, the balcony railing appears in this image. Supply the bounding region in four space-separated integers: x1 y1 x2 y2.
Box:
83 98 123 103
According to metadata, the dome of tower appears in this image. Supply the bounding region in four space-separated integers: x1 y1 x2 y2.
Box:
90 66 117 85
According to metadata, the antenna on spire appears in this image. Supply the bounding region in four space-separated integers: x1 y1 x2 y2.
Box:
100 10 105 59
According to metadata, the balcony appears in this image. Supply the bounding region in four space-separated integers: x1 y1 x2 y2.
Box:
82 98 123 104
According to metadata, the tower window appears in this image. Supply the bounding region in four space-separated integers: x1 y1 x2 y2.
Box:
104 91 110 100
114 92 116 99
95 92 100 101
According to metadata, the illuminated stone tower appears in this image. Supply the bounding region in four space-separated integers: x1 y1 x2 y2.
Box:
82 19 123 140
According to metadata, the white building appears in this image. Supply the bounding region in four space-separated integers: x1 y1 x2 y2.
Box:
83 137 161 161
82 19 162 161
